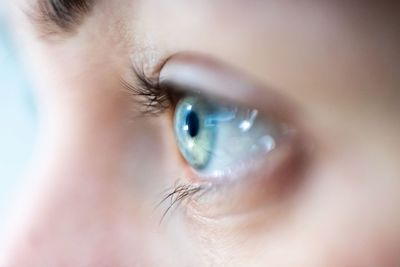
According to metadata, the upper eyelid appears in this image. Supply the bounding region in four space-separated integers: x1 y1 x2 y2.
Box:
158 53 298 125
123 52 300 131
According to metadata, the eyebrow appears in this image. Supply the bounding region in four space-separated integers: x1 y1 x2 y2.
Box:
32 0 94 36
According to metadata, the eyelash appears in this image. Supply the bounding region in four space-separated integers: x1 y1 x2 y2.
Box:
156 181 209 223
31 0 92 37
121 67 173 116
122 64 301 222
121 66 203 221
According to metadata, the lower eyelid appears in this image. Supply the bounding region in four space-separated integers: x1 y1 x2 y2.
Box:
180 133 307 219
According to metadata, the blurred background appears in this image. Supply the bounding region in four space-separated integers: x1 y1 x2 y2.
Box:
0 3 37 228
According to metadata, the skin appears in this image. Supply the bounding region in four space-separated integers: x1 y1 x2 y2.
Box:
1 1 400 266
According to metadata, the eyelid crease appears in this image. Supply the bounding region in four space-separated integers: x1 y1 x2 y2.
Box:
159 53 299 125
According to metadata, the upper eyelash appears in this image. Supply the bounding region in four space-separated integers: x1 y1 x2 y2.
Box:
121 66 172 116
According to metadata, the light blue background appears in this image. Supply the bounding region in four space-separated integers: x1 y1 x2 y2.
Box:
0 5 37 225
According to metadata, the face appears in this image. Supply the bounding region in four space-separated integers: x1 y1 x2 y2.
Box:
2 1 400 266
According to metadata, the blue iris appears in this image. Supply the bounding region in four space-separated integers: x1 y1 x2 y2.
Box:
174 96 217 170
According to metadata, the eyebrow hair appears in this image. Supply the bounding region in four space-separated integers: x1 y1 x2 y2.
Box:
32 0 94 36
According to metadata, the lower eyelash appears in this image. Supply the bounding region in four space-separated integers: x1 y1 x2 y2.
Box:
156 180 207 223
121 66 172 116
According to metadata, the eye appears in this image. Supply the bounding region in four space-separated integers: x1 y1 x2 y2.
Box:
174 94 278 178
125 53 306 216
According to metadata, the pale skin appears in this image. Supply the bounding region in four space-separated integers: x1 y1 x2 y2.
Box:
1 1 400 266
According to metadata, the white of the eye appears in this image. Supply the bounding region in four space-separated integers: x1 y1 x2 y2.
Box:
212 170 224 177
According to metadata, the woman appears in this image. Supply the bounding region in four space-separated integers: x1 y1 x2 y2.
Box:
2 1 400 266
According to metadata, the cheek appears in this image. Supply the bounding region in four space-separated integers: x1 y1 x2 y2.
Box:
294 149 400 267
3 26 200 264
0 73 184 266
178 140 400 267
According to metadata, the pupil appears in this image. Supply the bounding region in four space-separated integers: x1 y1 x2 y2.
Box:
186 110 200 137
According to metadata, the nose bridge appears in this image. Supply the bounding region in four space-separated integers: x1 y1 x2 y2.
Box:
0 167 103 265
0 88 175 266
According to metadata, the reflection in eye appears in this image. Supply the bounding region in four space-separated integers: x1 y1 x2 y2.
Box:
174 94 278 178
